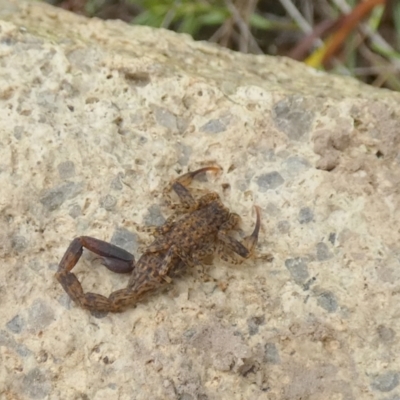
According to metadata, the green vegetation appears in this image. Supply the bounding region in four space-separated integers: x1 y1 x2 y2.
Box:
44 0 400 91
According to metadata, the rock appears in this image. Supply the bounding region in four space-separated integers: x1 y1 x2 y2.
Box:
1 0 400 398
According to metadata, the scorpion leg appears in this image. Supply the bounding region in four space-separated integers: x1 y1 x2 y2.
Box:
55 236 135 312
191 240 219 282
171 245 203 270
145 243 205 278
218 206 261 264
134 213 178 238
220 212 241 231
193 239 217 260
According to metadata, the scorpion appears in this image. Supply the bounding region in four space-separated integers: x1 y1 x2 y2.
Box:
56 166 261 312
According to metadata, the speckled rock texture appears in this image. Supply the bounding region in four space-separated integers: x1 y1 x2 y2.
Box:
1 1 400 399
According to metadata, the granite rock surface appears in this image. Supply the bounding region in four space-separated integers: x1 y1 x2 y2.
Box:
1 1 400 399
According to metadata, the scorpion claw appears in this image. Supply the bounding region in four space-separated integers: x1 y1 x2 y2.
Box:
176 166 221 186
243 205 261 252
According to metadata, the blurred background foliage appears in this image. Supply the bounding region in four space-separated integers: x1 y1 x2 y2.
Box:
43 0 399 91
